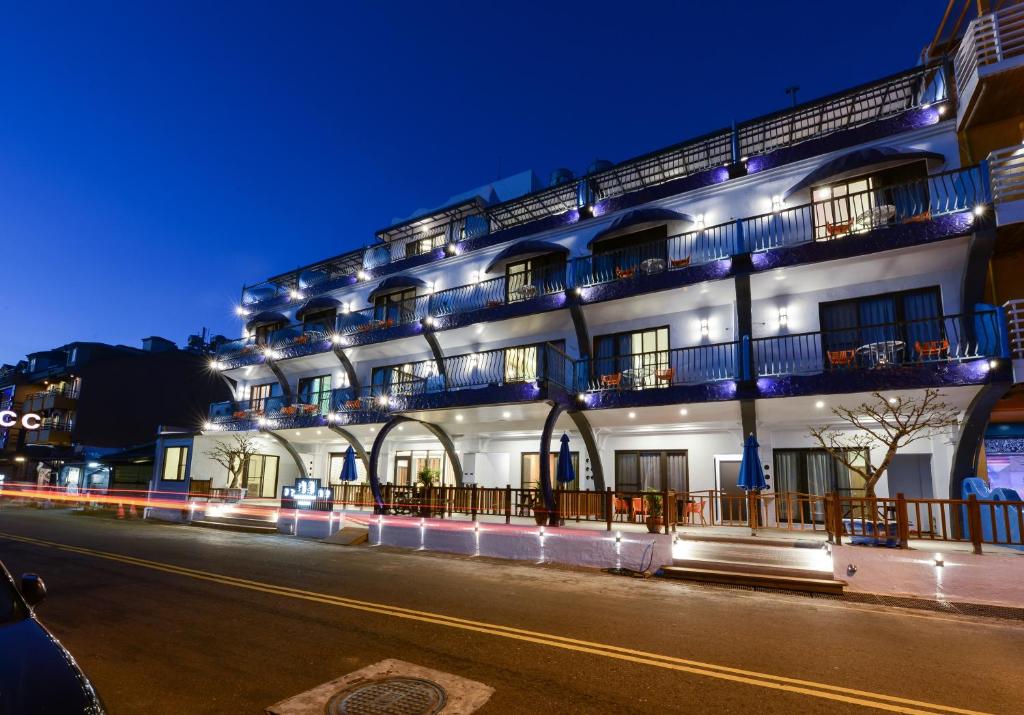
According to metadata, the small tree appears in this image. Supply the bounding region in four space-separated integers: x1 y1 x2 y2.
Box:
205 435 258 489
809 389 959 497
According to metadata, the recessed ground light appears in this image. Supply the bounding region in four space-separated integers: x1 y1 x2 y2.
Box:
628 412 636 419
815 401 825 409
679 408 688 416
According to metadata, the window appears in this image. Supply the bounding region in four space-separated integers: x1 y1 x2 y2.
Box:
113 464 151 485
819 287 943 366
297 374 332 413
328 451 366 485
522 451 579 490
812 162 929 240
594 327 670 388
371 363 423 395
161 446 189 481
774 448 868 522
253 322 283 346
505 255 565 301
614 450 688 492
248 383 275 412
302 309 336 334
405 232 446 258
393 450 448 486
504 345 538 383
373 288 418 325
243 454 279 498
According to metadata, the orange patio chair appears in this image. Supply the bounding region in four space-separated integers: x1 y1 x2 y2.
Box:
631 497 648 522
655 368 675 383
615 267 636 279
684 500 706 525
825 220 853 237
600 372 622 390
915 339 949 360
670 256 691 268
613 497 630 517
902 210 932 224
827 349 857 368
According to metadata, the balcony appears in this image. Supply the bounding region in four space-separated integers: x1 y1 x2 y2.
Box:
953 3 1024 130
208 388 389 431
23 386 79 413
23 416 74 447
989 145 1024 226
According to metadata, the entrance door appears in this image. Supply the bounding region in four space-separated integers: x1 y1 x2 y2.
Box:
887 454 933 499
394 456 411 486
244 454 280 498
716 458 745 523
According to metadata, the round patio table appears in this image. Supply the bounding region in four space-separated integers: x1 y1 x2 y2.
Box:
857 340 905 368
854 204 896 231
515 284 539 300
640 257 666 274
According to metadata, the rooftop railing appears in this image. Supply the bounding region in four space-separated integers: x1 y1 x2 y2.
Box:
989 145 1024 207
954 2 1024 99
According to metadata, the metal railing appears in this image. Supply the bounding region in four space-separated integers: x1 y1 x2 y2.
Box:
1004 299 1024 359
954 3 1024 98
989 145 1024 206
584 343 740 391
746 165 988 251
429 264 568 317
752 311 1004 377
336 297 430 336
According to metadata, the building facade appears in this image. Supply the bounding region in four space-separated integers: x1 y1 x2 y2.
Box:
172 31 1024 516
0 336 232 490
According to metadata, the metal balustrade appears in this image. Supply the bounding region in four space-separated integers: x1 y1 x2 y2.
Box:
989 145 1024 206
745 165 989 252
429 265 568 317
954 3 1024 99
336 296 430 336
584 344 741 391
752 311 1003 377
1005 299 1024 359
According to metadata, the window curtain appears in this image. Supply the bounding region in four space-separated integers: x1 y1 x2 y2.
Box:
820 302 860 354
595 336 616 380
902 290 943 351
616 334 633 376
666 453 688 492
805 452 834 521
857 295 897 346
615 453 640 491
638 453 661 491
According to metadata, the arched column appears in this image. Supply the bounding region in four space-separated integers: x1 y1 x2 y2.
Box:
216 373 240 411
265 358 293 400
262 430 308 479
422 325 449 381
566 409 605 490
368 415 464 513
961 228 996 315
949 381 1011 499
567 292 592 358
539 403 563 525
326 425 369 472
332 346 360 391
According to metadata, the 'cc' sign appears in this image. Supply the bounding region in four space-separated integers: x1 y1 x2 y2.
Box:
0 411 42 430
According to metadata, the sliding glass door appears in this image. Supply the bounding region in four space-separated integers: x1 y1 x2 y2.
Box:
614 450 687 492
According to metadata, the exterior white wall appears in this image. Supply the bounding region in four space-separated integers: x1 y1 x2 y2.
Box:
595 429 742 493
190 433 305 493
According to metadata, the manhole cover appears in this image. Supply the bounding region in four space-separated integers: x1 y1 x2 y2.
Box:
325 676 447 715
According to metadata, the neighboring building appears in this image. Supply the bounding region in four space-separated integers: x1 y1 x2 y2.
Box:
926 1 1024 489
175 17 1024 513
0 336 232 489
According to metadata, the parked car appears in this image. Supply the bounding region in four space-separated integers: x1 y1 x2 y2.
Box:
0 562 105 713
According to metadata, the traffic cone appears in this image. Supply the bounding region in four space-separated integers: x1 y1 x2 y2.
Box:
128 504 138 519
116 503 125 519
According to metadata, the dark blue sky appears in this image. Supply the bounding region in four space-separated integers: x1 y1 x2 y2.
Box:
0 1 939 363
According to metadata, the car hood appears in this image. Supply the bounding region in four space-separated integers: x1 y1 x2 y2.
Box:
0 617 104 714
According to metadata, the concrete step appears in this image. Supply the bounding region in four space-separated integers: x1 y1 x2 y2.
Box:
677 542 831 571
672 558 831 581
679 533 827 549
190 518 278 534
659 566 845 594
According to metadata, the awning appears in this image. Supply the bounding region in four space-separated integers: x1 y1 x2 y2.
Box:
367 275 428 302
295 296 342 321
782 146 946 200
587 208 695 248
245 311 288 330
484 240 569 273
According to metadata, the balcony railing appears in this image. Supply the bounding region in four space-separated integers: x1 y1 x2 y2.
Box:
336 296 430 336
583 343 741 391
989 145 1024 207
954 3 1024 99
745 165 988 252
752 311 1004 377
429 263 568 317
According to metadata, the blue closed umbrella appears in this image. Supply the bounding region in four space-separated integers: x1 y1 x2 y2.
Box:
737 433 766 535
556 433 575 486
339 445 359 482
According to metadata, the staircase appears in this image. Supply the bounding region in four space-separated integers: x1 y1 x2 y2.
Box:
659 535 844 594
190 508 279 534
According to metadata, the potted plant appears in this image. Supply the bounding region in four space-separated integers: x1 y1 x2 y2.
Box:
281 405 298 416
415 467 439 517
528 490 549 526
301 403 319 415
644 489 663 534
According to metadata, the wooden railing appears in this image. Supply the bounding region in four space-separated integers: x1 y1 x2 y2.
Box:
189 479 212 498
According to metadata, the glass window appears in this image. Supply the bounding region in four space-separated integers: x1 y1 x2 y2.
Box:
522 451 579 490
243 454 279 498
614 450 688 492
373 288 419 325
161 446 189 481
328 451 366 485
302 309 336 334
774 448 868 522
504 345 538 383
248 383 274 412
297 375 332 413
405 232 446 258
393 450 449 485
595 327 670 388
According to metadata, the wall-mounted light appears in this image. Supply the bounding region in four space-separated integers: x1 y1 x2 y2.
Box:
937 104 947 116
815 400 825 409
470 270 479 282
770 195 783 213
679 408 688 416
700 319 710 337
973 205 986 217
695 214 706 230
427 281 437 293
628 412 636 419
234 306 248 317
289 289 303 301
376 395 389 407
424 316 435 327
357 270 369 281
778 307 788 328
445 243 457 255
455 414 464 422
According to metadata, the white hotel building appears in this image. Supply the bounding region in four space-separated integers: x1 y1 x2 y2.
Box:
155 52 1024 522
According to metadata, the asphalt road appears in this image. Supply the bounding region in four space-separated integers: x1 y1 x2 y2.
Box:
0 508 1022 715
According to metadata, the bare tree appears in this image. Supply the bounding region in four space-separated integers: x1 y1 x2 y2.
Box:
205 435 258 490
809 389 960 496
